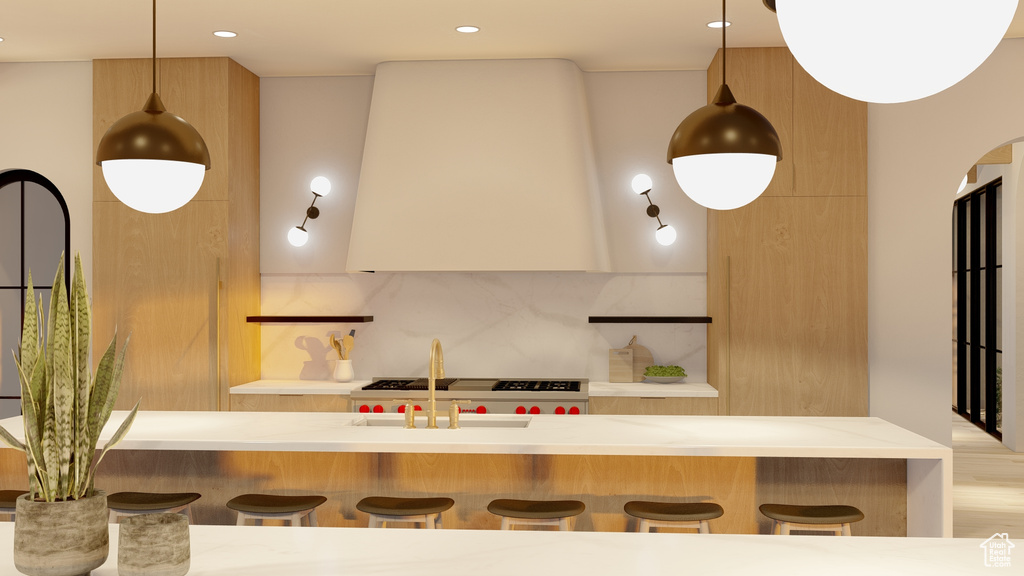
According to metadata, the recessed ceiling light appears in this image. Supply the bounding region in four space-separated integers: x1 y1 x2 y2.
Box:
455 26 480 33
0 38 5 43
213 30 237 38
707 21 731 28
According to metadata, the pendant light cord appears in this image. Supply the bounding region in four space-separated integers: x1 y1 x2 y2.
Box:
152 0 157 94
720 0 729 84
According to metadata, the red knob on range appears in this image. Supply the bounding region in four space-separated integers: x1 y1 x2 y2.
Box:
414 405 422 411
372 405 384 413
358 405 369 413
515 406 527 415
568 406 580 415
476 406 487 415
529 406 541 415
397 405 406 413
554 406 566 415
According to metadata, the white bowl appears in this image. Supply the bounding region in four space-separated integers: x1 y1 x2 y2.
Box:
645 376 685 384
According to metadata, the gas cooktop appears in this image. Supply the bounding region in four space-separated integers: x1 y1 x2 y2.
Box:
360 378 582 393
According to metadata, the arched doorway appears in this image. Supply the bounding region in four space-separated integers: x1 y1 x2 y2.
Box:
0 169 71 418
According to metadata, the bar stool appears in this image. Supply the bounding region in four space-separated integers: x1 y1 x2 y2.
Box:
759 503 864 536
226 493 327 527
624 500 724 533
0 490 28 521
107 492 202 524
487 498 585 531
356 496 455 529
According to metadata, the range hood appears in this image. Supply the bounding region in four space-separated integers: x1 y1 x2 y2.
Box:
347 59 610 272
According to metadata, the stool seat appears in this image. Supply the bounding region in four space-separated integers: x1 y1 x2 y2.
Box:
487 499 585 519
487 498 585 531
759 504 864 524
357 496 454 529
759 503 864 536
227 494 327 514
227 494 327 527
108 492 201 511
624 501 724 522
107 491 201 524
356 496 454 516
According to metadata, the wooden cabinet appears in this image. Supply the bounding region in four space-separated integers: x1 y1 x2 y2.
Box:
230 394 350 413
92 57 260 411
706 48 868 417
588 396 718 416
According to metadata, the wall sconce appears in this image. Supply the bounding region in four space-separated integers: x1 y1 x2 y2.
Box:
288 176 331 247
632 174 676 246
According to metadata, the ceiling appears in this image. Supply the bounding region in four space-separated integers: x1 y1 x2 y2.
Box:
5 1 1021 78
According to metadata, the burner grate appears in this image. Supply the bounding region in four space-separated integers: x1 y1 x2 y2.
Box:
492 380 581 392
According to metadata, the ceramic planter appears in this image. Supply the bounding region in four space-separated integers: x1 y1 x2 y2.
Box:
118 513 190 576
13 491 109 576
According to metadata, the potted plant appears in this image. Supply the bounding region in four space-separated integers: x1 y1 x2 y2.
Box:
0 253 139 576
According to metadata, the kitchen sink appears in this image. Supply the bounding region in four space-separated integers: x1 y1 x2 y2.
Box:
350 415 532 428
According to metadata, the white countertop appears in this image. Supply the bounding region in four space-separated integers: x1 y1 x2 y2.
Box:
0 411 948 459
0 524 1009 575
231 379 718 398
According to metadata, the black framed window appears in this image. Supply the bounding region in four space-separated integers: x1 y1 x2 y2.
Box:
0 169 71 418
953 177 1001 438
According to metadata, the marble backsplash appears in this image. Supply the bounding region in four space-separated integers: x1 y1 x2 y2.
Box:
259 272 708 383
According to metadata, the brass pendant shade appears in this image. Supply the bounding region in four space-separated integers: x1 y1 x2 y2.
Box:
96 93 211 168
666 84 782 162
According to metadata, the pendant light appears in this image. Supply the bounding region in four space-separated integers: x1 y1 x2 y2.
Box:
96 0 210 214
667 0 782 211
763 0 1018 104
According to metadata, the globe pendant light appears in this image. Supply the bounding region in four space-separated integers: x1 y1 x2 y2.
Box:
667 0 782 211
96 0 210 214
763 0 1018 104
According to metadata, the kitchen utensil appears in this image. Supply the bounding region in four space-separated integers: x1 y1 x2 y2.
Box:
329 334 345 359
625 336 653 383
342 333 355 359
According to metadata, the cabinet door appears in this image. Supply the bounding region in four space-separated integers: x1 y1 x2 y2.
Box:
588 397 718 415
230 394 350 412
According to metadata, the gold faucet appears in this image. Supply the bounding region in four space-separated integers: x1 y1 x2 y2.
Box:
427 338 445 429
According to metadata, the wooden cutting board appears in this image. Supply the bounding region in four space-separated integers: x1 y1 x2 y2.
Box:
625 336 653 382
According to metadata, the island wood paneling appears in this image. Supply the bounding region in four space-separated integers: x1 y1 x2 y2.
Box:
0 448 908 535
93 57 259 411
588 396 718 415
707 47 868 417
229 394 350 413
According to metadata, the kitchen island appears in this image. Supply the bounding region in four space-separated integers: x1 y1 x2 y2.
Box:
0 412 950 536
1 524 1005 576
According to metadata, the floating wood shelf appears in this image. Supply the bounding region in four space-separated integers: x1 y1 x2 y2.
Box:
588 316 712 324
246 316 374 324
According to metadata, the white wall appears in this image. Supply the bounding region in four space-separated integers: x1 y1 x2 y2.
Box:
0 62 93 284
258 70 710 383
869 39 1024 447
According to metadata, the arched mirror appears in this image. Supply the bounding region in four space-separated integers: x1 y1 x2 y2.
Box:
0 169 71 418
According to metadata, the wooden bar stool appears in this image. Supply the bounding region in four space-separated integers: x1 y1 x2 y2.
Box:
759 503 864 536
226 493 327 527
624 501 724 533
0 490 28 521
107 492 201 524
487 498 585 531
356 496 455 529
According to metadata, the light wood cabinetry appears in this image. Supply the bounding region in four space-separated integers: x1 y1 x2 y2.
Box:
230 394 350 412
589 396 718 415
92 58 260 411
707 48 868 416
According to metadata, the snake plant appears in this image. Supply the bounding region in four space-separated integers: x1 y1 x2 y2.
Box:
0 253 139 502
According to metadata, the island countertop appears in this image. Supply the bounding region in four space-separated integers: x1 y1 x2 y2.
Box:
0 411 946 458
0 524 1007 576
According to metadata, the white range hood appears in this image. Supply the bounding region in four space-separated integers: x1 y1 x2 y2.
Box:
347 59 610 272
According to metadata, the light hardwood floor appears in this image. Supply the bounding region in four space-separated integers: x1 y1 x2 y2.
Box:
953 413 1024 537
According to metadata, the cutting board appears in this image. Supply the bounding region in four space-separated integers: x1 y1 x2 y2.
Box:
625 336 654 382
